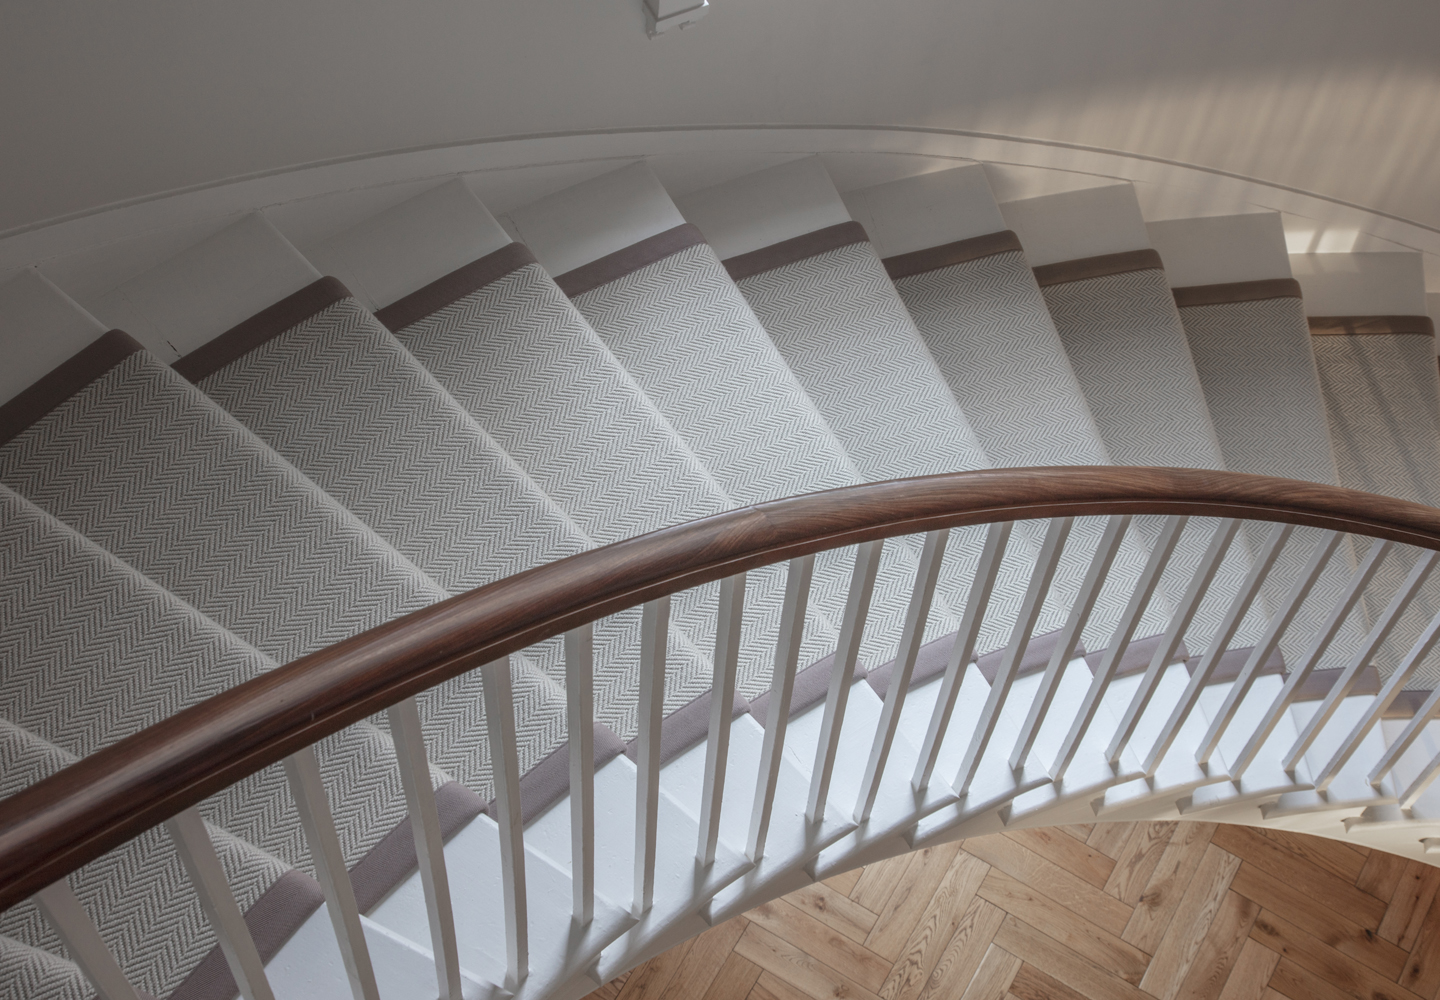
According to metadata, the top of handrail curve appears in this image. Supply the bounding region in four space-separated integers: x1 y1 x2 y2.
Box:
3 466 1440 910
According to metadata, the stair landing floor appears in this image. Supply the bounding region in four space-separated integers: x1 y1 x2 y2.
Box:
582 821 1440 1000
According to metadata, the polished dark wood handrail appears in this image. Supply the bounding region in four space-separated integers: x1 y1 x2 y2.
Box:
5 466 1440 911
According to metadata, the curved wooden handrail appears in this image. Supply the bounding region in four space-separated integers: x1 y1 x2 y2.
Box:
5 466 1440 911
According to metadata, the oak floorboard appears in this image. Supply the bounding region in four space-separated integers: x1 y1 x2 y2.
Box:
864 843 965 961
1122 821 1216 954
1086 822 1137 860
916 898 1005 1000
955 944 1021 1000
746 899 892 992
1214 939 1280 1000
1003 827 1115 888
785 882 880 944
1138 843 1241 1000
1104 821 1176 906
734 923 884 1000
1355 849 1408 904
1060 825 1095 843
1249 908 1426 1000
1211 825 1386 930
1379 860 1440 948
879 851 989 1000
975 869 1149 985
964 836 1133 937
1170 891 1260 1000
1230 860 1408 979
585 824 1422 1000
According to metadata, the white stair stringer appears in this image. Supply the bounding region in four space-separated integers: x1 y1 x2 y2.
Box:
521 755 750 985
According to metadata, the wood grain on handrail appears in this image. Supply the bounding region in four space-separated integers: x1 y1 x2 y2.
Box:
4 466 1440 911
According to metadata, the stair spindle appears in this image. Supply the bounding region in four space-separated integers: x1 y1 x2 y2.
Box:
1365 614 1440 788
634 597 670 914
1109 518 1241 763
566 625 597 923
1221 536 1388 778
750 557 814 858
283 746 380 1000
33 881 144 1000
1323 606 1440 793
1195 531 1345 766
699 573 746 865
858 530 950 820
1292 551 1439 781
955 517 1073 795
1010 515 1131 771
387 697 464 1000
913 522 1012 790
165 808 276 1000
482 656 529 987
1052 515 1186 781
1143 523 1293 776
809 542 882 823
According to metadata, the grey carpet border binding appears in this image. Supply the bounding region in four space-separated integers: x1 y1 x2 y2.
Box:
375 242 539 332
721 221 870 281
0 329 143 447
554 224 709 298
880 230 1026 281
1032 249 1165 288
1308 315 1436 337
1172 278 1303 309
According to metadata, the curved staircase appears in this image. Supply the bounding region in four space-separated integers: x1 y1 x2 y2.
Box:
2 156 1439 1000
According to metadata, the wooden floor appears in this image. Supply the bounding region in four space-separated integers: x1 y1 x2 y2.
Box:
583 822 1440 1000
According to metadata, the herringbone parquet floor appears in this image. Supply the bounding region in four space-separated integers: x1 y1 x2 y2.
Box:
584 822 1440 1000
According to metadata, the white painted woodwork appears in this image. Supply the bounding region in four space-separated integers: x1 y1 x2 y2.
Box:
565 625 597 924
283 747 380 1000
33 882 144 1000
633 597 671 914
86 213 319 361
699 573 745 865
1147 212 1294 287
506 163 687 276
387 698 465 1000
808 542 882 821
676 157 852 260
300 179 512 310
998 183 1151 266
1290 251 1430 316
165 808 276 1000
482 657 529 988
843 164 1008 259
0 269 106 407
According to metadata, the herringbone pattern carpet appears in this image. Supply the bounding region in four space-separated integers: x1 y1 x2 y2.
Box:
587 822 1439 1000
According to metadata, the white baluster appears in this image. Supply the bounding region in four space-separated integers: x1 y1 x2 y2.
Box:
1143 523 1293 775
1109 519 1241 762
750 556 815 857
1293 550 1439 781
1229 538 1390 777
913 523 1013 790
165 808 275 1000
1371 688 1440 792
33 881 143 1000
955 518 1072 795
387 697 463 1000
634 597 670 914
284 746 380 1000
699 573 745 865
1195 532 1344 766
1052 515 1186 781
858 530 950 820
482 656 528 988
566 624 596 923
1319 599 1440 795
1011 515 1132 770
809 541 883 823
1399 750 1440 810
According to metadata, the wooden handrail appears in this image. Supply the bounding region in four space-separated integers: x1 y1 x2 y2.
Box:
4 466 1440 911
